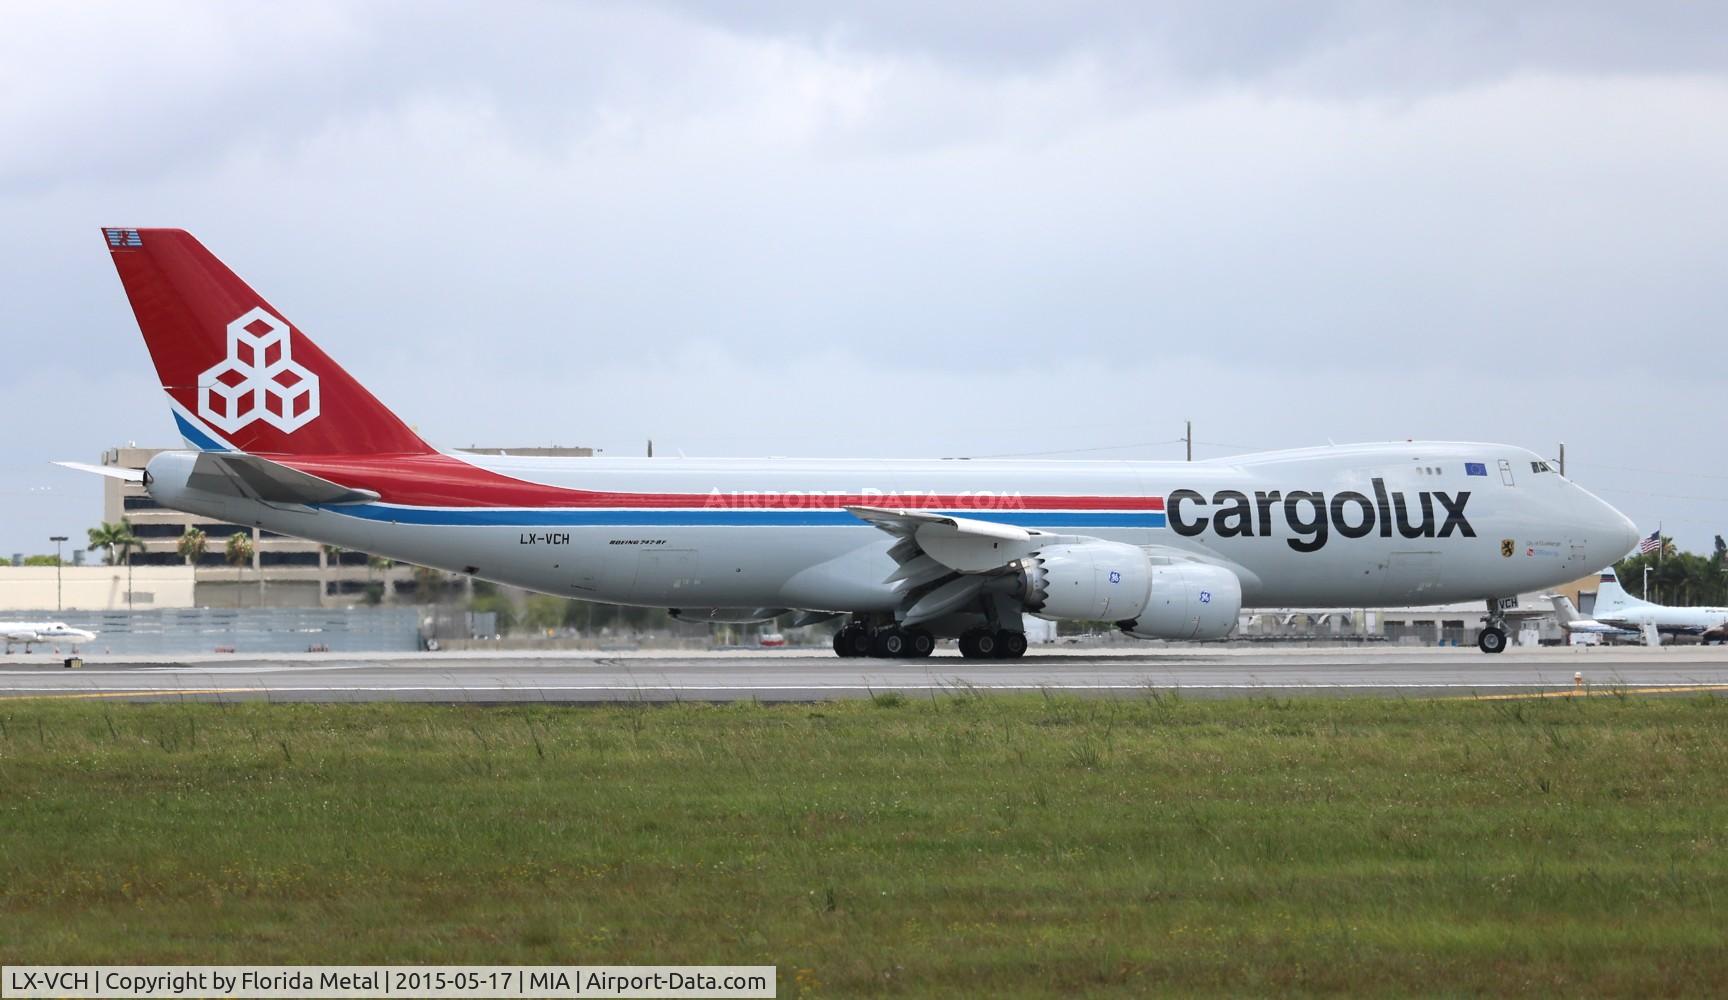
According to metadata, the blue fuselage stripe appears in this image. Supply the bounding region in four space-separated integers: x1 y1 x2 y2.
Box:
315 504 1168 529
172 411 228 452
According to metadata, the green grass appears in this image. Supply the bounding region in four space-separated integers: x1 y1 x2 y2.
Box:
1 694 1725 996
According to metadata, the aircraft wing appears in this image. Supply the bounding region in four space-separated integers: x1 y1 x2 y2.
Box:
845 506 1056 625
846 506 1046 574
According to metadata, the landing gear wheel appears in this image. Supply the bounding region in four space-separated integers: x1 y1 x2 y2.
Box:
959 628 998 659
996 630 1028 659
1477 626 1507 654
873 628 912 659
906 629 936 658
833 626 871 658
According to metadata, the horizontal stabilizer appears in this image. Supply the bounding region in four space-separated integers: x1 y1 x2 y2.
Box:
53 461 145 482
188 452 379 505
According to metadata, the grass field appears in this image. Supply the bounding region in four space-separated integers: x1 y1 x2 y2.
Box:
1 693 1725 996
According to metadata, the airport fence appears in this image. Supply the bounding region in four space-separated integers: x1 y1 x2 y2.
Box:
2 607 425 655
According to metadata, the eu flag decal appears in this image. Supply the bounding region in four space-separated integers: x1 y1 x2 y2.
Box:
1465 462 1487 477
104 228 142 247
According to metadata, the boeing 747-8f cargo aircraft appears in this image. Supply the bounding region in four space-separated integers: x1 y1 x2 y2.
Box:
69 228 1640 658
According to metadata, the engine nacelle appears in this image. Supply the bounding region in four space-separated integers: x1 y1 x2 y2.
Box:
1009 542 1241 640
1012 541 1155 622
1117 562 1242 641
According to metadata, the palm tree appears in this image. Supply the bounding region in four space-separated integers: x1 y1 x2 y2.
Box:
224 531 254 607
319 544 345 608
88 519 141 610
413 563 444 603
87 520 139 566
176 526 208 566
368 555 395 604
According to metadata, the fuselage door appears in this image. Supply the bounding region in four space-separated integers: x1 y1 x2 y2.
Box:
1498 459 1515 486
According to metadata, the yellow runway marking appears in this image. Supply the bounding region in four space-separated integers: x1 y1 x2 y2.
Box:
1459 684 1728 701
0 688 254 701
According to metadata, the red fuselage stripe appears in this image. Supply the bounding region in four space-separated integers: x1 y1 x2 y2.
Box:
276 453 1167 511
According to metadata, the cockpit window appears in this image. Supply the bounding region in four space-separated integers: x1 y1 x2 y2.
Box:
1530 461 1554 474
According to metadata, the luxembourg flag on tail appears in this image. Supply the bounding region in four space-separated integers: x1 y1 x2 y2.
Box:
1637 529 1662 555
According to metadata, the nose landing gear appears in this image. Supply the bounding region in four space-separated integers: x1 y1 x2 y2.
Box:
1477 597 1512 654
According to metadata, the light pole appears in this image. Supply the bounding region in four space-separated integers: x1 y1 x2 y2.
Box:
49 535 67 611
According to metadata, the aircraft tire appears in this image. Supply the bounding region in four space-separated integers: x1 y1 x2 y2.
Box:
833 626 871 658
873 628 912 658
959 628 997 659
996 630 1028 659
1477 626 1507 654
907 629 936 658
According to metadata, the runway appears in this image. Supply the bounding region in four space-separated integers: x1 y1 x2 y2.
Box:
1 645 1727 702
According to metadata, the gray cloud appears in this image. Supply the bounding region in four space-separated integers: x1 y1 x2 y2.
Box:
2 1 1724 555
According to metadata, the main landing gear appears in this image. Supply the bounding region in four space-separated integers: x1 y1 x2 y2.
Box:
958 627 1028 660
1477 597 1511 654
833 623 935 659
832 623 1027 659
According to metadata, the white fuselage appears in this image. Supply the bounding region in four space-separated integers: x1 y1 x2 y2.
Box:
143 441 1637 617
1 622 97 650
1597 603 1728 634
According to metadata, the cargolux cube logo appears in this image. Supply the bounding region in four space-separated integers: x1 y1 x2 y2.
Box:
196 307 319 434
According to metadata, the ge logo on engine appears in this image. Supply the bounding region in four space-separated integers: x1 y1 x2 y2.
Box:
1198 590 1212 604
197 307 320 433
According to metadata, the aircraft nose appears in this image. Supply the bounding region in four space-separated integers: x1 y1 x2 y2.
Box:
1586 495 1640 565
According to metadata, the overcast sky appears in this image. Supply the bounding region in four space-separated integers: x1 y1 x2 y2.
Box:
3 1 1726 556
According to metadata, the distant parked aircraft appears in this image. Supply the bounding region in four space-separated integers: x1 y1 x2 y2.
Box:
1547 595 1640 642
1588 569 1728 640
1 622 97 654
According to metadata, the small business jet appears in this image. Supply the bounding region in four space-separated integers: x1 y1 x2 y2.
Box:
64 228 1640 657
1 622 97 654
1546 594 1640 642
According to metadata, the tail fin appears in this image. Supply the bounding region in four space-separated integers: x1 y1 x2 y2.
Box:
1594 568 1648 615
102 228 431 456
1547 594 1582 623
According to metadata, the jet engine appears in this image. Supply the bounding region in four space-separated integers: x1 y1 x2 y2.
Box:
1008 542 1241 640
1116 561 1241 640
